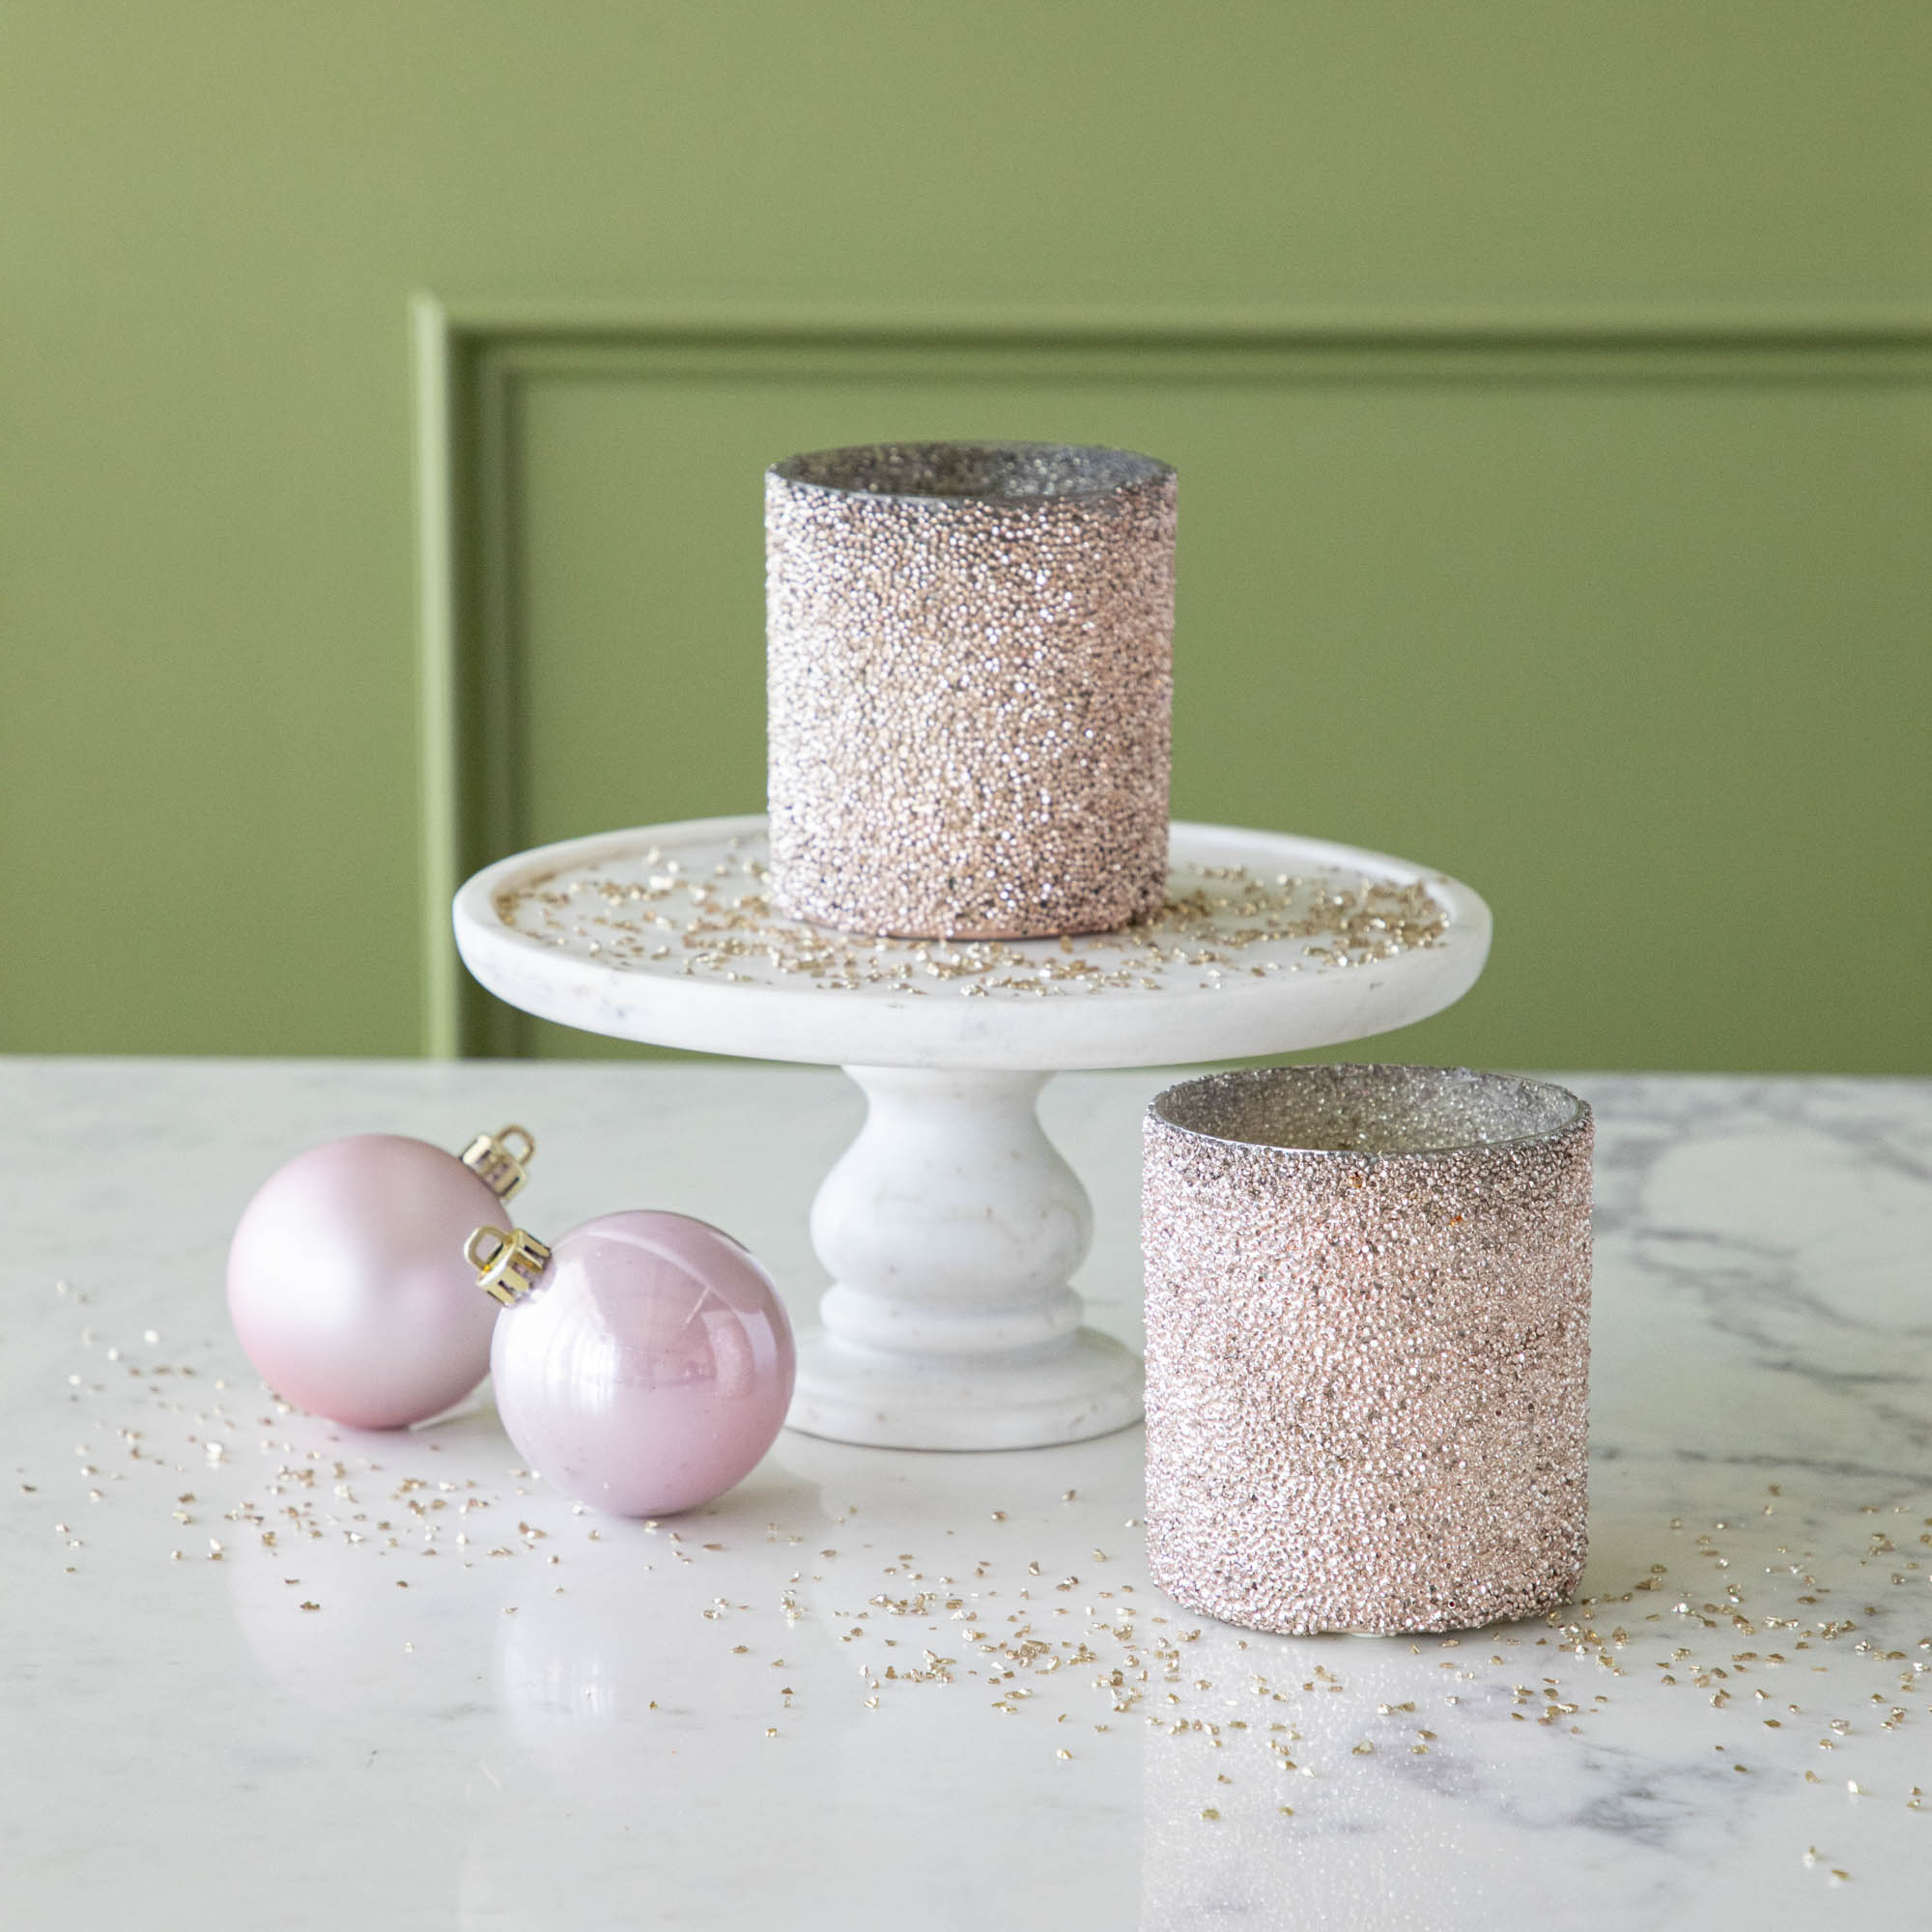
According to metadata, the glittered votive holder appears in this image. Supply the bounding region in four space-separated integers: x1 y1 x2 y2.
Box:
1143 1065 1593 1635
765 440 1176 939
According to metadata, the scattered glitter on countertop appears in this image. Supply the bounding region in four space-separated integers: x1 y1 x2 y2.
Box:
30 1274 1928 1834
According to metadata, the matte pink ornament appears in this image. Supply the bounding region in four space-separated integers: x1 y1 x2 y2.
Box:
227 1127 534 1430
472 1210 796 1517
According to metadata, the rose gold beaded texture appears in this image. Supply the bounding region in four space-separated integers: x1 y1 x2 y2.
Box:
765 441 1176 939
1143 1065 1593 1635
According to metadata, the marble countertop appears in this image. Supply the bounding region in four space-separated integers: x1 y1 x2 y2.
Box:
4 1059 1928 1929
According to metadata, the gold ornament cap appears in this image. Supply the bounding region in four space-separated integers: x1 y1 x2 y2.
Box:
466 1224 554 1306
460 1124 536 1203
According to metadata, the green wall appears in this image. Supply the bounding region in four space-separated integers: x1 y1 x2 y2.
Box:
5 3 1929 1070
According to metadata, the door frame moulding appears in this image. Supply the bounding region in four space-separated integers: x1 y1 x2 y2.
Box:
412 293 1932 1058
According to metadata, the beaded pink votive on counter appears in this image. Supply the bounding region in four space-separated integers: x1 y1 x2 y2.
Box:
765 440 1176 940
1143 1065 1593 1635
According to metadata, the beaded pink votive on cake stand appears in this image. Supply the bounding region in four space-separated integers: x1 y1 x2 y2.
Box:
765 441 1176 940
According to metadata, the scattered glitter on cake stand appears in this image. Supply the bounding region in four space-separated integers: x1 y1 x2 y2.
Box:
453 814 1492 1452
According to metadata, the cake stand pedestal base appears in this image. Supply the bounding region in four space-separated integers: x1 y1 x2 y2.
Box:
787 1065 1142 1450
453 815 1492 1454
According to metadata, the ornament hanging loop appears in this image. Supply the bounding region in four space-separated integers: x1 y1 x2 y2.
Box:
461 1124 537 1203
467 1224 554 1306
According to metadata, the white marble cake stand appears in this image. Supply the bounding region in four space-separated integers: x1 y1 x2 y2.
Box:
453 815 1491 1451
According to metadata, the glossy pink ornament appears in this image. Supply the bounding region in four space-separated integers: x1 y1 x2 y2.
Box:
472 1210 795 1517
227 1127 534 1430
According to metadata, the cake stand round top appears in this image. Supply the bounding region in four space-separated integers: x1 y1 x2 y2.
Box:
453 815 1491 1072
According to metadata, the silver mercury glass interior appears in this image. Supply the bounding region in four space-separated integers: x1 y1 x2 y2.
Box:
1151 1064 1586 1156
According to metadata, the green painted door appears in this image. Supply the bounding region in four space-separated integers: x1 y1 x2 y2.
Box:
6 5 1928 1070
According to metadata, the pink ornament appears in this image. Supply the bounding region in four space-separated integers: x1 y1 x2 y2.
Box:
472 1210 795 1517
227 1127 535 1430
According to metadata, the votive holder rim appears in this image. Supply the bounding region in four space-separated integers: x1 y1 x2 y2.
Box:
768 439 1175 505
1147 1063 1590 1161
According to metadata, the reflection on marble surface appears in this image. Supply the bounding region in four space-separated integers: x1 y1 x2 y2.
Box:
3 1060 1928 1929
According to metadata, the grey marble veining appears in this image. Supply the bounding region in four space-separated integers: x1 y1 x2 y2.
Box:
1 1060 1927 1929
